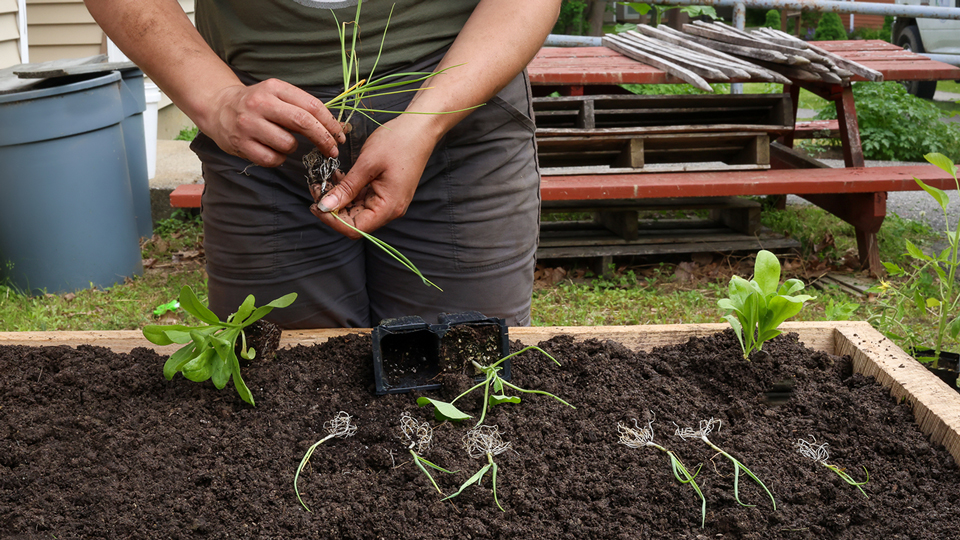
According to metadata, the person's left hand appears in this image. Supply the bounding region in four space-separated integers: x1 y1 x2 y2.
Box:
309 114 440 238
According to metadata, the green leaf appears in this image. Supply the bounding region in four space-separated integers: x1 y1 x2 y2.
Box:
753 250 781 297
489 394 521 406
905 240 932 262
882 262 904 275
624 2 653 15
948 316 960 340
181 348 216 382
231 295 258 326
443 463 492 503
164 342 200 380
924 152 958 178
926 297 942 309
242 292 298 327
416 397 472 422
178 286 221 325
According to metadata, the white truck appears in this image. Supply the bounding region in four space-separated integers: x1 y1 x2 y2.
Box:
892 0 960 98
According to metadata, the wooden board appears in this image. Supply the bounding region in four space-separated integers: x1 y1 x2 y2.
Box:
3 322 957 465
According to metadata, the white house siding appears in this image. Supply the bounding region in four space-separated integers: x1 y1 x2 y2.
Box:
0 0 20 69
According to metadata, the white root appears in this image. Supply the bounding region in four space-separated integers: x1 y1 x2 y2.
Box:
463 425 512 459
323 410 359 440
674 417 721 441
400 412 434 454
795 435 831 463
617 415 658 449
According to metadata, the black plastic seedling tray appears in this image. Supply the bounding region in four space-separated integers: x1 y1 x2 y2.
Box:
372 311 510 395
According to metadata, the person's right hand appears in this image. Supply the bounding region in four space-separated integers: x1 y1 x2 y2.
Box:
204 79 347 168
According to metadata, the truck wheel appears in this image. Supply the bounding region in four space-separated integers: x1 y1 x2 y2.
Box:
896 25 938 100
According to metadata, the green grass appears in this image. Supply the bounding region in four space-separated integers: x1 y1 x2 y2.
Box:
938 80 960 96
620 82 828 113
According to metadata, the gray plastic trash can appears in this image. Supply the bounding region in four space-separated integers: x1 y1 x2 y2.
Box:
0 71 143 294
120 68 153 239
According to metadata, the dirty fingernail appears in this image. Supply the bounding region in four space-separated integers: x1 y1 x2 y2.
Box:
319 195 338 212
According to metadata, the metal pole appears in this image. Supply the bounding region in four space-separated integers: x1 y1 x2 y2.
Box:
633 0 960 20
731 2 746 94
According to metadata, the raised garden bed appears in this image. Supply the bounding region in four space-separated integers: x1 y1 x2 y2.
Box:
2 322 960 538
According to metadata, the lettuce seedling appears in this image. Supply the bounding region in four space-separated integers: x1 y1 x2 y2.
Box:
795 436 869 499
142 285 297 406
618 415 706 528
718 249 815 358
416 346 575 426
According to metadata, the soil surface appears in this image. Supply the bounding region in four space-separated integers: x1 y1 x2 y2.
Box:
2 331 960 539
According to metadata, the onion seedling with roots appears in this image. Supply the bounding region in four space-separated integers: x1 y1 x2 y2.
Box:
443 425 513 512
795 436 869 499
294 411 359 511
416 346 575 426
618 415 707 528
674 418 776 511
399 413 458 494
303 0 481 291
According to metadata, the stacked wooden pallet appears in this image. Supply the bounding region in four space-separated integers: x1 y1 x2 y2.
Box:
533 93 792 175
602 22 883 90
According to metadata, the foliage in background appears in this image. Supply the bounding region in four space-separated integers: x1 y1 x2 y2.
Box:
554 0 589 35
849 16 893 42
813 12 847 41
616 2 719 28
762 10 781 29
816 82 960 162
174 126 199 142
869 153 960 365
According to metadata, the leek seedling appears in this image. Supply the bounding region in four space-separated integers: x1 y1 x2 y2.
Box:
795 436 869 499
416 346 575 426
675 418 776 511
295 411 359 511
303 0 481 291
443 425 513 512
399 413 458 494
618 415 706 528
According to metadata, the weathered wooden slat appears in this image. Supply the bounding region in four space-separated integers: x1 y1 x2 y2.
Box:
637 26 793 84
765 28 884 82
611 32 736 80
602 34 714 91
682 24 809 65
691 20 826 64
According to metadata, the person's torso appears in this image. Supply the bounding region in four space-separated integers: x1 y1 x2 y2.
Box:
196 0 480 87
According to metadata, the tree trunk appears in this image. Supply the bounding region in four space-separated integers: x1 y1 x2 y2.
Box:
587 0 606 36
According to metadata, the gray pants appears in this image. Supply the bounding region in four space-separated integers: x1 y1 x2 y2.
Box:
191 60 540 328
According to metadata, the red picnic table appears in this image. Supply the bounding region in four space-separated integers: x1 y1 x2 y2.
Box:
526 40 960 272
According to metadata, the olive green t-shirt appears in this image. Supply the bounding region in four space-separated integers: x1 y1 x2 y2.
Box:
196 1 480 87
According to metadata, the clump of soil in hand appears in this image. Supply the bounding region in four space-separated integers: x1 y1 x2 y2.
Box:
3 330 960 539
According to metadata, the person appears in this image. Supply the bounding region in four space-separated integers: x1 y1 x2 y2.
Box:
84 0 560 328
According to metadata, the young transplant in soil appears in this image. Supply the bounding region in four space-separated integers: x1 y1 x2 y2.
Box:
416 346 575 425
618 416 706 528
443 425 513 512
675 418 777 511
142 286 297 406
718 249 815 359
399 412 458 494
294 411 359 512
794 436 869 499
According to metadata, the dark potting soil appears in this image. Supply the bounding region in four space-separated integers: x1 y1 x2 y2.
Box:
2 331 960 539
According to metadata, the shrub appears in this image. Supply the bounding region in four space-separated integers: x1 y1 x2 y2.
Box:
815 82 960 162
813 12 847 41
763 10 781 29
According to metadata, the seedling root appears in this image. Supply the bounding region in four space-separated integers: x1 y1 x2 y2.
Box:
295 411 358 512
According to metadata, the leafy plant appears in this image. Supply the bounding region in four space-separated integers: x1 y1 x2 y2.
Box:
815 82 960 163
617 2 719 28
794 436 869 499
718 250 815 358
762 9 781 29
618 415 706 528
675 418 777 511
869 153 960 366
443 425 512 512
142 285 297 406
294 411 359 511
416 346 575 426
824 298 860 321
813 12 847 41
399 412 458 494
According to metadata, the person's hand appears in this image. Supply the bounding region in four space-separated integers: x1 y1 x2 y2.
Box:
309 114 440 238
204 79 347 167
